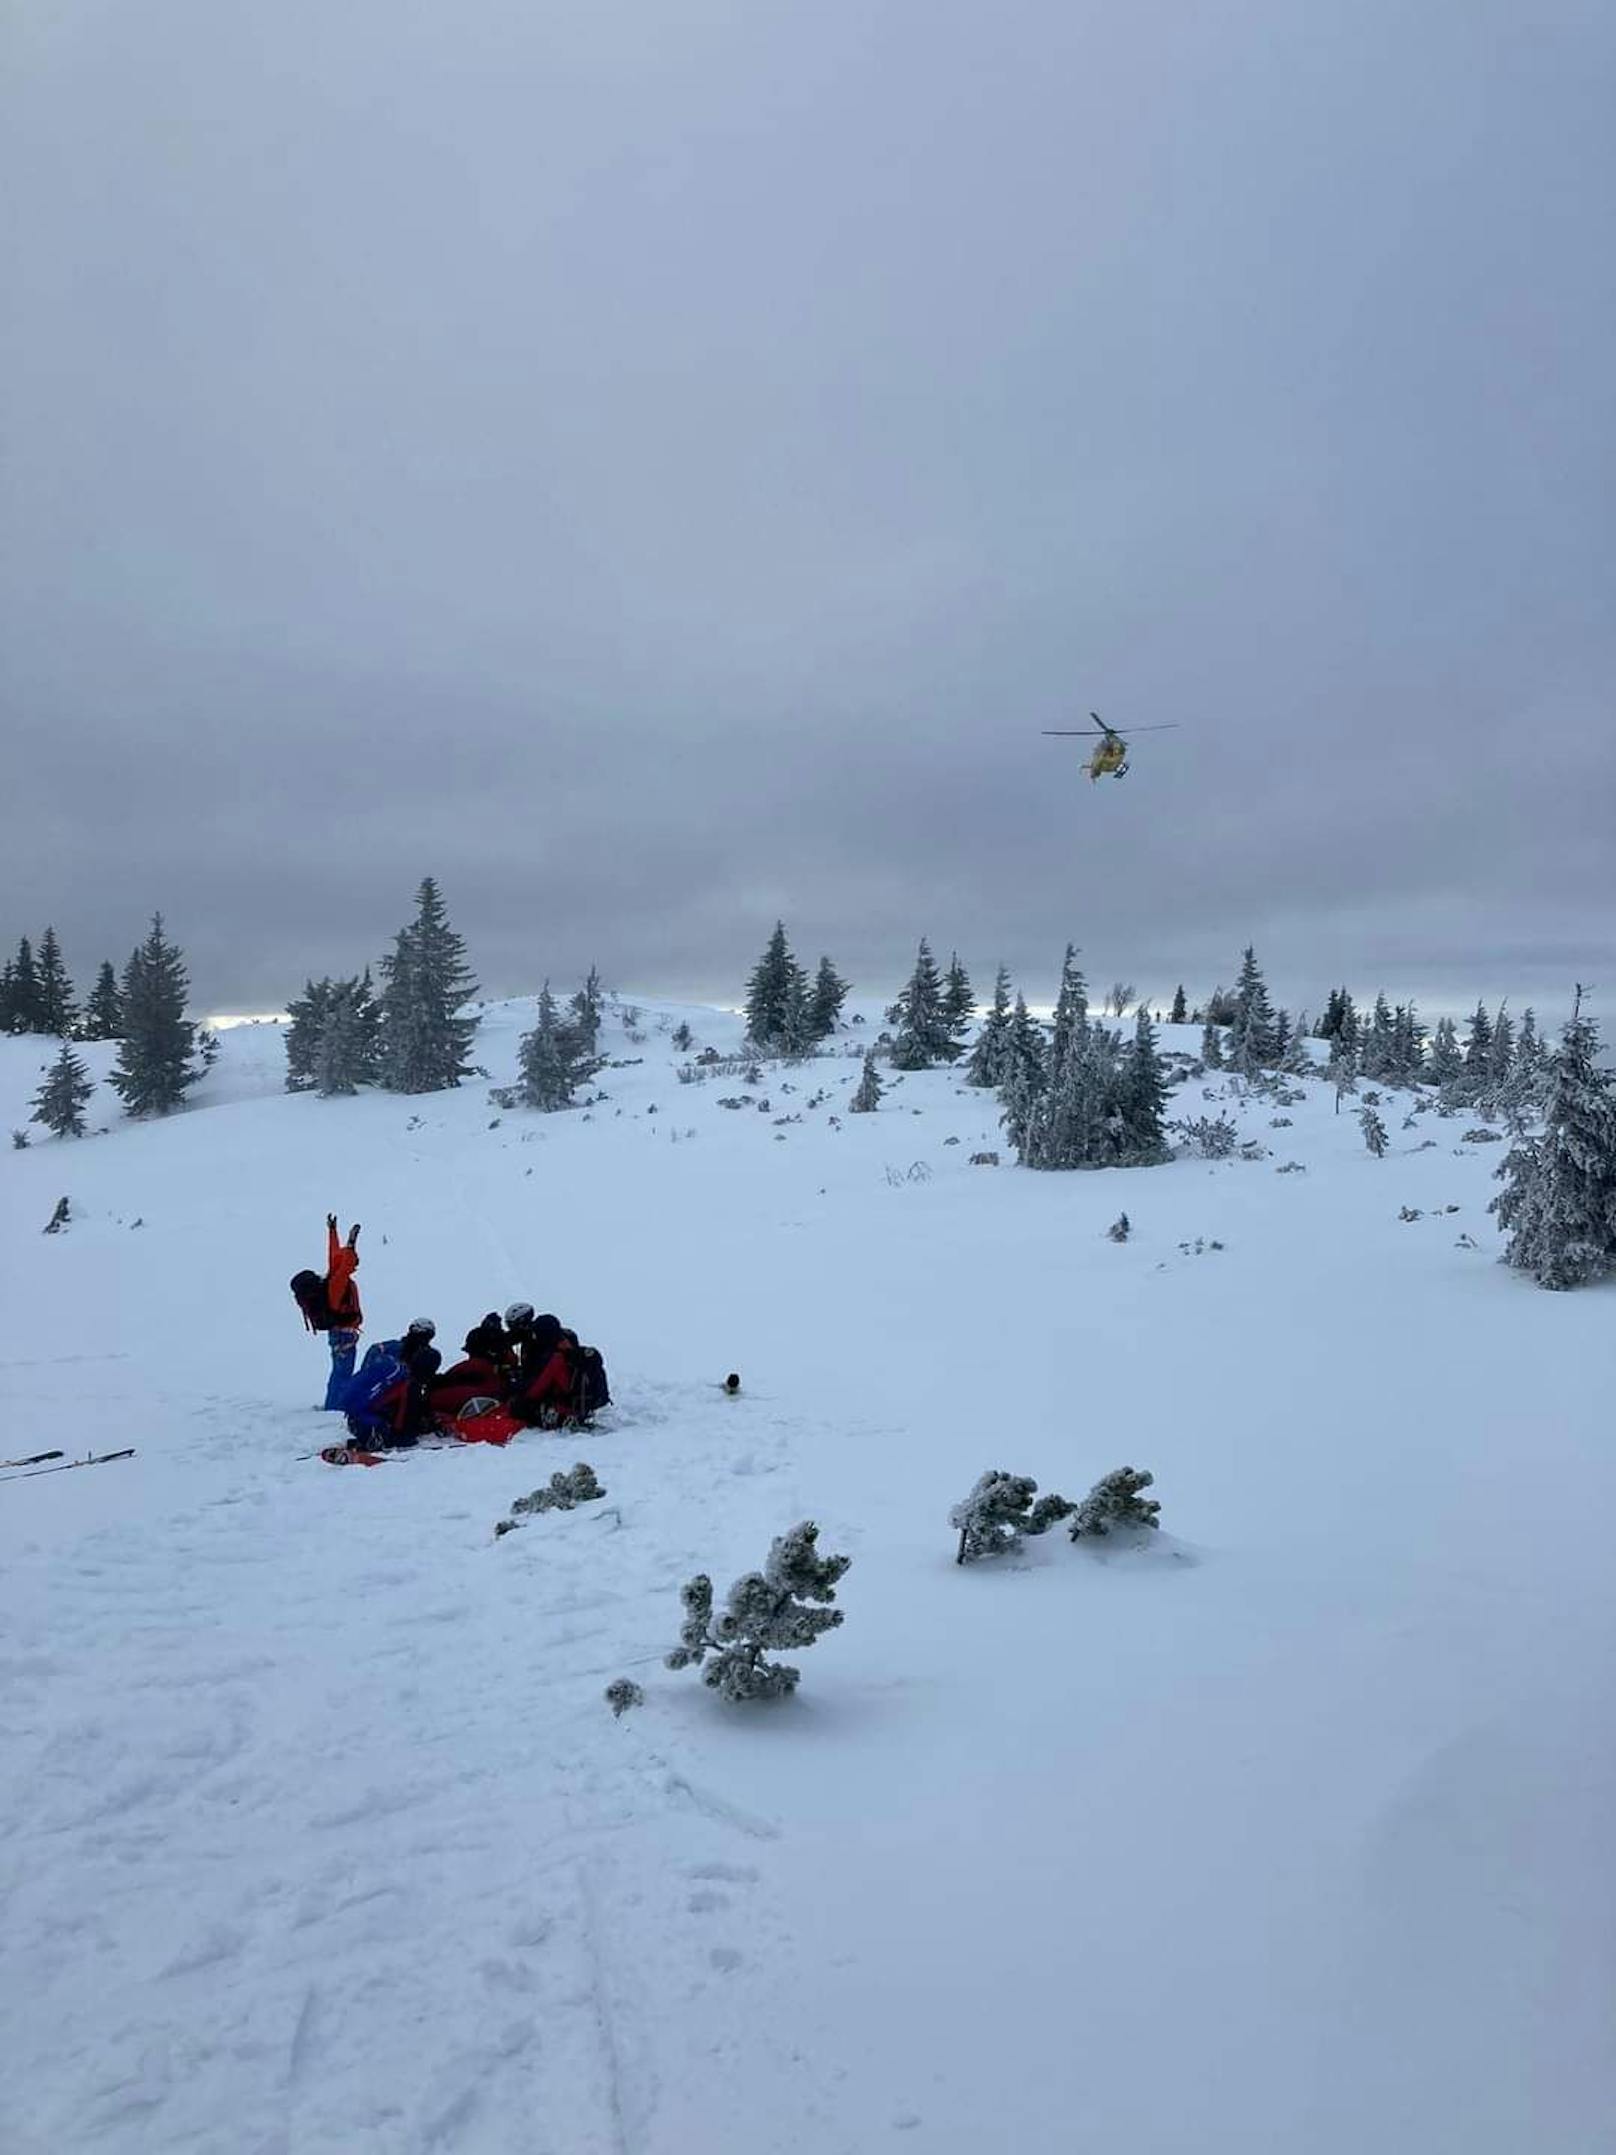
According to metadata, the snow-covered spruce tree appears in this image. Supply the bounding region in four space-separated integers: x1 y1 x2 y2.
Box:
569 965 604 1057
1488 1004 1516 1090
30 1040 94 1137
942 952 975 1057
1123 1005 1170 1162
35 928 76 1038
1316 987 1346 1041
849 1049 883 1112
1226 946 1279 1074
0 959 13 1034
890 939 955 1069
377 878 479 1094
284 977 338 1091
110 915 199 1118
743 923 806 1052
666 1521 850 1701
1326 1021 1358 1088
1022 1018 1156 1171
1462 1000 1493 1087
1358 1104 1389 1157
950 1470 1073 1563
1492 1009 1549 1131
1515 1008 1545 1082
1169 984 1187 1026
6 936 42 1033
1320 988 1359 1050
1068 1466 1160 1540
1001 993 1046 1093
807 955 850 1042
1019 1027 1098 1168
80 960 123 1042
1391 1002 1426 1085
1200 1014 1224 1067
1360 994 1395 1082
516 983 594 1111
315 978 381 1097
1490 1002 1616 1290
1048 945 1089 1072
1280 1021 1315 1077
1428 1015 1462 1088
966 965 1013 1087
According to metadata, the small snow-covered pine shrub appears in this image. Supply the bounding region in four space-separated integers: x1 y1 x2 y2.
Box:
1173 1113 1239 1159
1069 1466 1161 1540
666 1521 850 1701
850 1051 883 1112
30 1041 95 1138
1107 1212 1130 1242
604 1678 644 1718
950 1470 1073 1563
495 1463 604 1536
1358 1105 1389 1157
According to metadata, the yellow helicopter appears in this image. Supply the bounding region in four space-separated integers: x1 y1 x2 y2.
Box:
1042 711 1178 781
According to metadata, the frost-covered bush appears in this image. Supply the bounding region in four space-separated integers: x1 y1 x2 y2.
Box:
850 1050 883 1112
1173 1113 1239 1159
495 1463 604 1536
1069 1466 1160 1540
666 1521 850 1701
604 1678 644 1718
1106 1212 1130 1242
1358 1106 1388 1157
950 1470 1073 1562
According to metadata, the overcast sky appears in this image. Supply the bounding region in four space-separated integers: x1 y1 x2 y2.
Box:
4 0 1612 1025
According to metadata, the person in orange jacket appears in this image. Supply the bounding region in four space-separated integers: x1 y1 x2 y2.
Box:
322 1215 363 1409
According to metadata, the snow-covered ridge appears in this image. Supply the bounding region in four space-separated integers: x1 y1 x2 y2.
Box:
2 1000 1612 2153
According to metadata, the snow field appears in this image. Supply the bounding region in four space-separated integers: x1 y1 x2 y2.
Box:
2 1002 1613 2153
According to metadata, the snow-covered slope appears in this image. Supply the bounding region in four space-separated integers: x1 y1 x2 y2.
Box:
2 1005 1612 2155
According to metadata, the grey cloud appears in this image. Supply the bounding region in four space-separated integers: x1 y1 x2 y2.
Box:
3 0 1612 1025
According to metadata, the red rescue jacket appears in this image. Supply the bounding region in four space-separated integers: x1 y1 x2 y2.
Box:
326 1223 362 1331
430 1355 507 1419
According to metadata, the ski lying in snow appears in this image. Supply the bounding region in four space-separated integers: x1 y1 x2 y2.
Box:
319 1445 388 1467
0 1448 135 1484
0 1449 64 1469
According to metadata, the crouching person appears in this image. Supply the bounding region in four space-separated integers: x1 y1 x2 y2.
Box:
510 1327 611 1429
430 1322 509 1421
344 1320 441 1448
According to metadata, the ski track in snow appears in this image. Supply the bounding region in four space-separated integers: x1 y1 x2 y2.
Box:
2 1001 1614 2154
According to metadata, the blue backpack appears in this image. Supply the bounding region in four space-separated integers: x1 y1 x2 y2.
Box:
341 1342 406 1437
